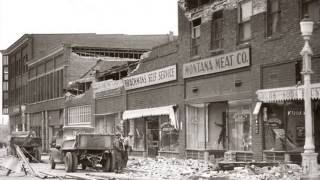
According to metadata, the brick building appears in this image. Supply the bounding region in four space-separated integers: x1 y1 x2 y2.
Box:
1 33 173 151
178 0 320 163
85 0 320 161
2 54 9 115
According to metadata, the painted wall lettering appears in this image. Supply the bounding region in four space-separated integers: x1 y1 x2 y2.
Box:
183 48 250 78
123 65 177 90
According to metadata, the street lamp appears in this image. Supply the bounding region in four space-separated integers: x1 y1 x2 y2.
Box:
300 16 318 177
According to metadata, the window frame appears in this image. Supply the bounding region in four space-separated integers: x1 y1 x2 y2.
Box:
238 0 253 43
211 10 224 50
266 0 281 37
191 18 201 57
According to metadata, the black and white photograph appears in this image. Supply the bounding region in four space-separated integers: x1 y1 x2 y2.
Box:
0 0 319 179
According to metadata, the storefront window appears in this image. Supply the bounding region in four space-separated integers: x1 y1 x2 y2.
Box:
228 100 252 151
133 118 145 151
263 101 305 152
286 102 304 151
186 104 206 149
159 116 179 152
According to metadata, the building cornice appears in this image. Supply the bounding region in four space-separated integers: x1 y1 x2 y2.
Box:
2 34 31 55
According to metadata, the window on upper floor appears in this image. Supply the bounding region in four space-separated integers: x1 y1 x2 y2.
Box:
3 82 8 91
4 73 8 81
3 66 8 73
301 0 320 23
191 18 201 57
266 0 281 37
2 56 8 65
211 10 224 50
238 0 252 42
3 108 8 115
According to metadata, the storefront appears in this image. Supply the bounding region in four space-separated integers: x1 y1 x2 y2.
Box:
123 64 182 157
183 48 253 160
256 83 320 163
123 105 179 157
93 80 124 135
185 100 253 160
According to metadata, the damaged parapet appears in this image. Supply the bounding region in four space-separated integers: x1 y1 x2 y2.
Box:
129 51 151 75
181 0 240 22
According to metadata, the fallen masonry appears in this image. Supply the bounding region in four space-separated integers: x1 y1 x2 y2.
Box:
123 156 303 180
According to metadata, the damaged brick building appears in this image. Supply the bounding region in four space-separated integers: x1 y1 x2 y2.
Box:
1 33 174 151
2 0 320 164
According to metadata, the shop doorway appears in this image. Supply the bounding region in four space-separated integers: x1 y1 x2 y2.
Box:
146 118 160 157
208 102 228 150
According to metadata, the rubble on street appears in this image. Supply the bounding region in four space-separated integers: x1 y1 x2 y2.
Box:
0 147 307 180
125 156 303 180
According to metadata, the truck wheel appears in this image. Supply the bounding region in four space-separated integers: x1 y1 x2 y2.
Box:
50 159 56 169
103 154 111 172
72 153 78 172
64 152 73 172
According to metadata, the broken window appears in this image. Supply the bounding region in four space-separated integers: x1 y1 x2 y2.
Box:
301 0 320 23
238 0 252 42
191 18 201 57
266 0 281 37
211 10 223 50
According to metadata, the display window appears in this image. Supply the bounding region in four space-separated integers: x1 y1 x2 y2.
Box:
128 114 179 153
263 101 305 152
159 115 179 152
228 100 252 151
133 118 146 151
186 102 228 150
186 104 206 149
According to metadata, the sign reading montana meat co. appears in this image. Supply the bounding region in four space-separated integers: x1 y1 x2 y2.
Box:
123 65 177 90
183 48 250 78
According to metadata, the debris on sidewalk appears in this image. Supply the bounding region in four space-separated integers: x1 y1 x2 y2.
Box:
125 156 303 180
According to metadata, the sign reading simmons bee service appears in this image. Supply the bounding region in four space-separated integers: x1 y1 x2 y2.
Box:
123 65 177 90
183 48 250 78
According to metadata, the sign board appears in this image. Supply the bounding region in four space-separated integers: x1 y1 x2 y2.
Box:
183 48 250 78
123 65 177 90
92 80 123 93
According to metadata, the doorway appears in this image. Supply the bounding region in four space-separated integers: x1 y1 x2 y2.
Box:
146 117 160 157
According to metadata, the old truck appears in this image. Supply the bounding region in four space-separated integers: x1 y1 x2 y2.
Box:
49 133 116 172
9 131 42 162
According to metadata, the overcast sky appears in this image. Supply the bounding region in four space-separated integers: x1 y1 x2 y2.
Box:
0 0 179 116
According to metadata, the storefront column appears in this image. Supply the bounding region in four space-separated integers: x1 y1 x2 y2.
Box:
21 105 26 131
129 119 135 136
26 113 30 131
45 111 49 151
41 111 45 151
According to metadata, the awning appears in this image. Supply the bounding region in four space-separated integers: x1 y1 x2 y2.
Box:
256 83 320 102
122 105 178 129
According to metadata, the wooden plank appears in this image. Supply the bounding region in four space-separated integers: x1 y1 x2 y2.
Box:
65 173 98 180
15 145 44 178
86 173 154 180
